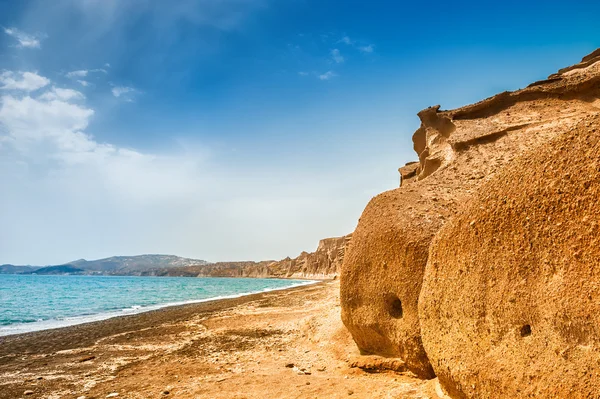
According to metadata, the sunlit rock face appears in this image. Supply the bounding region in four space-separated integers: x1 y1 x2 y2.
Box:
420 115 600 398
341 49 600 382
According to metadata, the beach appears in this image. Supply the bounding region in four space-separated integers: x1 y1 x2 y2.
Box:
0 281 439 399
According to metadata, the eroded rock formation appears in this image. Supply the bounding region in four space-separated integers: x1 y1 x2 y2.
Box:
420 115 600 398
148 235 351 279
340 49 600 382
268 235 352 279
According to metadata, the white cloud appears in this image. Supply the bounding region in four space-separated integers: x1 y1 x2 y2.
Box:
0 93 93 153
318 71 337 81
3 27 44 49
298 71 309 76
0 71 50 92
66 70 89 78
38 87 85 102
0 72 200 201
339 35 374 54
77 80 90 87
66 69 107 79
340 36 353 45
359 45 374 53
111 86 135 98
331 48 344 64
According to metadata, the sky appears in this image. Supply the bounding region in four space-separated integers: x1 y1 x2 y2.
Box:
0 0 599 265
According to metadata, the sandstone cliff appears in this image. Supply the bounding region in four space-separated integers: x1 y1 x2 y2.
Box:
148 234 351 279
419 115 600 399
266 235 352 279
341 48 600 389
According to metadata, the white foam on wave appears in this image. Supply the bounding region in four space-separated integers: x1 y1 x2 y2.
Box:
0 279 318 337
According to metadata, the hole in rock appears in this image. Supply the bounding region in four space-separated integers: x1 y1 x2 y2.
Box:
520 324 532 337
386 295 403 319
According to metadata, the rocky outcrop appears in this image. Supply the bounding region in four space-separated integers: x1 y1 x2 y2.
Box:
340 49 600 380
420 115 600 398
266 235 352 279
148 235 351 279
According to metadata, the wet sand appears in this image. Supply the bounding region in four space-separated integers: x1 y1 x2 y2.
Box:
0 281 441 399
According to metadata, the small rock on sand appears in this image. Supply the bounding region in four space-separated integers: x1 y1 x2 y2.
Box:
24 391 34 396
106 394 119 398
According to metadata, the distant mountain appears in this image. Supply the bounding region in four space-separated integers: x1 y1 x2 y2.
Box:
0 255 208 275
25 265 85 275
0 264 38 274
69 255 209 274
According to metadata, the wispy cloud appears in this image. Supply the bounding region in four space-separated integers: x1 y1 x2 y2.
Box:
111 86 135 98
69 0 266 33
294 33 373 82
0 71 50 92
318 71 337 81
359 44 374 53
66 70 89 78
340 36 353 45
339 35 374 54
66 69 108 79
3 27 45 49
77 80 90 87
331 49 344 64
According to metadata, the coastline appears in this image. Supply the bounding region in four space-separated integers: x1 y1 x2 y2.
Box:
0 280 441 399
0 277 319 338
0 280 322 356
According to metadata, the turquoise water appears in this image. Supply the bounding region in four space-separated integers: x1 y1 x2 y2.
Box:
0 274 314 336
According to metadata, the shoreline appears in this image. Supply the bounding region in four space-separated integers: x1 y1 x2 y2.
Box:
1 273 333 280
0 280 324 355
0 280 441 399
0 275 322 338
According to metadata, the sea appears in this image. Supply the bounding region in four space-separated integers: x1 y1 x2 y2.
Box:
0 274 315 336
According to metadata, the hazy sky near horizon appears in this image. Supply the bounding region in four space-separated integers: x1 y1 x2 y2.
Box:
1 0 599 265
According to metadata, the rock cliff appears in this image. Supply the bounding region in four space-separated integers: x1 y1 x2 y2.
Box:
341 48 600 385
419 115 600 398
267 235 352 279
148 234 351 279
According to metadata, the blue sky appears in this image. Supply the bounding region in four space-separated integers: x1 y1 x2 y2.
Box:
0 0 599 265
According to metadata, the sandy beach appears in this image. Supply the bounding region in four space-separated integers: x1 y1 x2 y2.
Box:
0 281 440 399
